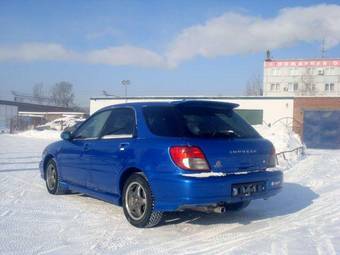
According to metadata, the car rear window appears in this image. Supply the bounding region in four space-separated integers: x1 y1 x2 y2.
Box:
143 105 260 139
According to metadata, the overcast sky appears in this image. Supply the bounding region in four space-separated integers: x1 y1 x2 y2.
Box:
1 0 340 106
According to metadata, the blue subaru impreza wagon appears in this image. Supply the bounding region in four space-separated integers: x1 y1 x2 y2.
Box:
40 100 283 227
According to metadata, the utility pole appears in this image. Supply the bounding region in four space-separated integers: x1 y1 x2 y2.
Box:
121 80 130 102
321 39 326 58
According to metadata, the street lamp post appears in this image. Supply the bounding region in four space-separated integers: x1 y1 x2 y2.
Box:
121 80 130 102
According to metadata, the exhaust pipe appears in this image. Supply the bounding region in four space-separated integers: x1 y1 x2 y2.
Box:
213 206 226 213
190 206 226 214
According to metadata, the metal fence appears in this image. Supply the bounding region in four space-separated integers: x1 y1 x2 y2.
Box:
276 146 305 164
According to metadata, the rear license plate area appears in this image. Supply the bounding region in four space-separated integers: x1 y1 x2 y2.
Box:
232 181 265 197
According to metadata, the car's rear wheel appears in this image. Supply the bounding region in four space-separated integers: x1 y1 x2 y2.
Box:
122 173 163 228
45 159 66 195
226 200 251 211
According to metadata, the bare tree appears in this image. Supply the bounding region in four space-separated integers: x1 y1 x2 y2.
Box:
244 75 263 96
32 83 45 103
50 81 75 107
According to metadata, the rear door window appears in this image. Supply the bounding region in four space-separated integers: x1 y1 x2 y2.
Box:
73 110 111 139
100 108 135 139
143 106 184 137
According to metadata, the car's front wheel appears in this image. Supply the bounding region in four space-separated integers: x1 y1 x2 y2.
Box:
122 173 163 228
45 159 66 195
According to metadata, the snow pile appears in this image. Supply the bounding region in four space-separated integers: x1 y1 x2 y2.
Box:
16 129 61 140
37 116 85 131
16 115 85 140
254 124 305 167
254 124 303 153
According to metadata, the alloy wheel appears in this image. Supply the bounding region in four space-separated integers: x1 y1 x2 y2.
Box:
46 163 57 191
125 181 147 220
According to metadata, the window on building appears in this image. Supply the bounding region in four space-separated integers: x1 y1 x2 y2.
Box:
270 84 276 91
288 83 294 92
327 67 335 75
294 83 299 91
325 83 329 91
312 84 316 91
318 69 324 75
330 83 335 91
275 83 280 91
293 68 299 75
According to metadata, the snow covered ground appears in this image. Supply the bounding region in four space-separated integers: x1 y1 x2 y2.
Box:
1 134 339 255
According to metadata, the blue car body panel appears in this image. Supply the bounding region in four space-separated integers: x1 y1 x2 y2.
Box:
40 101 283 212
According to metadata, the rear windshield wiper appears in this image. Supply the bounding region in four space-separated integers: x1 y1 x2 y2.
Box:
195 130 240 139
212 130 240 139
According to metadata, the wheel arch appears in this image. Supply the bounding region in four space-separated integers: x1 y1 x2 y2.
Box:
118 167 144 203
43 154 55 179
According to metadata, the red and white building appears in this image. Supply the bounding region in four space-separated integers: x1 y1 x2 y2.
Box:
263 58 340 96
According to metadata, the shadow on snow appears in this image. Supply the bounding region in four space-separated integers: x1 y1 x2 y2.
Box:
160 182 318 226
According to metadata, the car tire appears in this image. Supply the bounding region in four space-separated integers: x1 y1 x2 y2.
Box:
122 173 163 228
45 159 66 195
226 200 251 211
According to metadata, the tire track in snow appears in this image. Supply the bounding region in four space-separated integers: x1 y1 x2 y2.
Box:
1 135 340 254
309 228 337 255
125 151 340 255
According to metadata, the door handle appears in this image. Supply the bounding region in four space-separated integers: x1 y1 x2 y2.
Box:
119 142 130 151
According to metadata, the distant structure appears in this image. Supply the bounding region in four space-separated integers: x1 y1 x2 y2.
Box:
11 91 54 105
263 51 340 96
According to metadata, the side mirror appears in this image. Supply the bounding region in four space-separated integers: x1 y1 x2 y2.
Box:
61 131 73 141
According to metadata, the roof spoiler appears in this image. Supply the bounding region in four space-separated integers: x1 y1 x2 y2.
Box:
174 100 239 109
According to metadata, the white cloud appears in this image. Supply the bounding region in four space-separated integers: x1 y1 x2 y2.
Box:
0 43 165 68
166 4 340 67
0 43 77 61
86 46 165 67
1 4 340 68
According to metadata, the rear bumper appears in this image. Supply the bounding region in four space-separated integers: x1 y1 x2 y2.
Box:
150 170 283 211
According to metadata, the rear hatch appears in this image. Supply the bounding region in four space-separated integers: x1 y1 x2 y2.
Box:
142 100 276 173
185 137 274 174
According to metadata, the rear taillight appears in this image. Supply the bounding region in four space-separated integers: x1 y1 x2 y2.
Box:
269 146 277 167
169 146 210 171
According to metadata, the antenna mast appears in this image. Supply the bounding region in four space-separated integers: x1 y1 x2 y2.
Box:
321 39 326 58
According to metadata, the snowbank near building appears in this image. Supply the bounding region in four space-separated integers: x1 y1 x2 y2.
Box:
14 116 85 140
254 124 305 168
16 130 61 140
37 116 85 131
254 124 303 153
